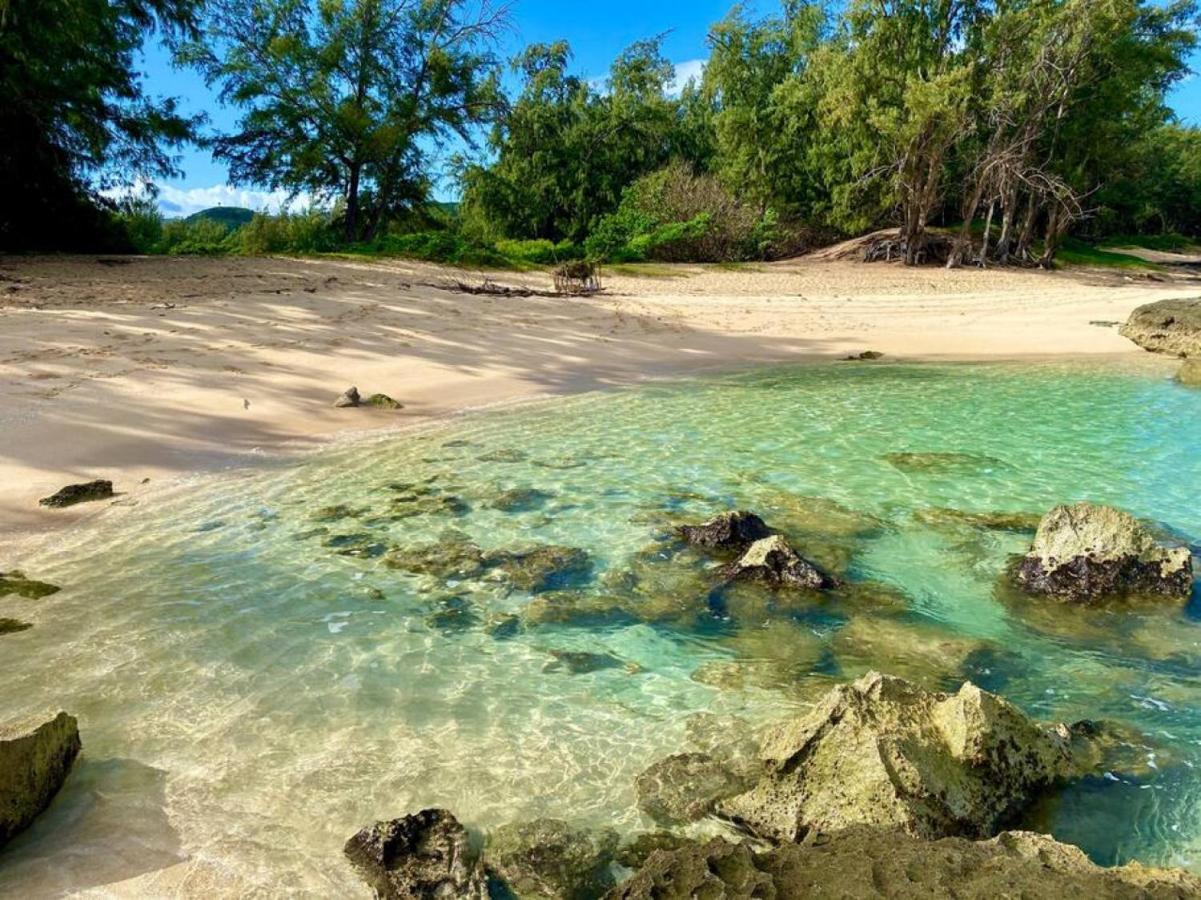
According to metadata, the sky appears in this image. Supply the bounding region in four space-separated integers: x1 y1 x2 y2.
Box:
138 0 1201 217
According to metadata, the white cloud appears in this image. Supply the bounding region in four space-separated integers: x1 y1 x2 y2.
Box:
104 181 312 218
668 59 707 96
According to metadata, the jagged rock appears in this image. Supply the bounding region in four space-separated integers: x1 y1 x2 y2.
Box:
717 672 1089 842
723 536 836 591
489 545 592 593
324 532 388 559
915 507 1042 533
38 479 114 508
365 393 403 409
312 504 365 523
635 753 756 826
486 819 619 900
424 597 481 632
0 571 61 599
484 613 522 639
614 832 697 871
489 487 553 512
0 618 33 635
523 592 638 628
1120 298 1201 357
606 829 1201 900
334 386 361 408
831 616 992 687
343 809 486 899
390 493 470 518
542 650 629 675
384 534 487 580
1179 358 1201 387
884 452 1008 474
1 712 82 848
679 512 772 552
844 350 885 361
1015 503 1193 602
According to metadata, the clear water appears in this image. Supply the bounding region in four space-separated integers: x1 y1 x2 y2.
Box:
2 359 1200 896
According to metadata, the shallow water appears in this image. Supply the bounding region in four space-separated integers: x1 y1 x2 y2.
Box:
2 358 1200 896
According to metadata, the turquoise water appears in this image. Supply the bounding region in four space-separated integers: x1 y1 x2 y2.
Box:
1 359 1200 895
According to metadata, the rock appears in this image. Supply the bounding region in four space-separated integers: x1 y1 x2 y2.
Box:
312 504 365 523
484 613 522 640
38 479 114 508
385 535 487 580
599 543 716 626
489 487 553 513
334 386 361 408
717 672 1088 841
606 829 1201 900
523 592 638 628
324 533 388 559
1015 503 1193 602
884 452 1008 474
542 649 628 675
390 493 471 519
0 618 33 635
0 712 82 848
486 819 619 900
489 545 593 593
343 808 486 900
365 393 403 409
914 507 1042 533
424 597 481 632
478 448 528 464
755 495 886 542
0 571 61 599
1120 297 1201 357
831 616 992 687
723 535 837 591
1178 358 1201 386
613 832 697 871
844 350 885 360
635 752 756 826
679 512 771 552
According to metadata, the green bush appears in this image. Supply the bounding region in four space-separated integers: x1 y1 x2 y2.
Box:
158 217 238 255
373 231 511 268
114 197 164 254
239 210 336 254
494 238 582 264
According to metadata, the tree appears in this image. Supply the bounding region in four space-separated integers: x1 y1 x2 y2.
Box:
0 0 200 250
189 0 508 242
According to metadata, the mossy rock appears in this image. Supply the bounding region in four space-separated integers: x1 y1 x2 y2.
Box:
1178 358 1201 387
38 479 114 508
635 752 757 826
311 504 366 523
488 487 553 513
486 819 619 900
884 452 1010 475
384 534 487 580
488 545 592 593
541 649 629 675
0 619 33 636
1 712 81 848
0 572 61 600
364 393 403 409
831 616 993 689
914 507 1042 534
389 493 471 518
522 591 639 628
424 597 481 632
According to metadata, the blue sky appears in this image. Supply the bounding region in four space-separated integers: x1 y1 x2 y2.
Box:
139 0 1201 216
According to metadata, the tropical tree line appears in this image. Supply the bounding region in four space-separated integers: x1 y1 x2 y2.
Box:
2 0 1199 266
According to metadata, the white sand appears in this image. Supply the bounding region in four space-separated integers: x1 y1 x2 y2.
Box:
1 253 1195 540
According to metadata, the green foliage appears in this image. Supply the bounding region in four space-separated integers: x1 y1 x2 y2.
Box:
115 197 165 254
158 218 240 255
1055 238 1164 270
494 239 582 264
238 211 338 255
187 207 256 229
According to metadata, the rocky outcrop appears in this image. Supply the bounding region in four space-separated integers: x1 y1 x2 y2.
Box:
343 808 486 899
679 512 771 552
0 618 33 635
0 712 82 848
717 672 1089 842
1015 503 1193 602
38 479 114 508
489 487 553 513
1179 358 1201 387
488 545 592 593
485 818 619 900
723 535 837 591
365 393 403 409
634 753 755 826
1121 298 1201 357
384 534 487 580
606 829 1201 900
334 386 361 408
0 571 61 599
914 507 1042 533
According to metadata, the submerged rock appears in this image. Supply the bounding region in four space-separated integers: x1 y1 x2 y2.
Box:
1120 297 1201 357
542 649 629 675
844 350 885 361
365 393 403 409
0 571 61 599
717 672 1088 842
38 479 114 508
723 535 837 591
484 613 522 640
831 616 992 687
606 829 1201 900
614 832 697 871
334 386 361 408
311 504 365 523
489 545 592 593
523 592 638 628
489 487 553 513
384 534 487 580
1179 358 1201 387
343 808 486 899
486 819 619 900
424 597 481 632
884 452 1008 475
679 512 772 552
915 507 1043 534
635 752 755 826
0 618 33 635
0 712 82 848
390 493 470 518
1014 503 1193 602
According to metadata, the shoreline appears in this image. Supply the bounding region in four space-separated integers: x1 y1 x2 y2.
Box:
2 253 1196 549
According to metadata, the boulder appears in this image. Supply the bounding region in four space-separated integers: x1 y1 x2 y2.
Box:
486 819 619 900
489 487 553 513
717 672 1089 842
723 536 837 591
679 512 772 552
831 616 992 687
365 393 403 409
606 829 1201 900
343 808 486 900
634 752 755 826
0 712 82 848
0 618 33 635
0 571 61 599
884 452 1008 474
1179 358 1201 387
488 545 592 593
38 479 114 508
542 650 630 675
1120 297 1201 357
1015 503 1193 602
384 535 487 580
334 386 361 408
914 507 1042 534
523 592 638 628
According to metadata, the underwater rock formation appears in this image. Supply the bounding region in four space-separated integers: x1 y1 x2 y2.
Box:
679 511 772 552
0 712 81 848
38 479 114 508
384 534 487 580
914 507 1042 533
883 452 1008 474
635 752 756 826
717 672 1091 842
0 618 33 635
1015 503 1193 602
0 571 61 599
344 808 486 899
1121 298 1201 357
488 545 593 593
488 487 554 513
1179 358 1201 387
485 818 619 900
365 393 403 409
723 535 837 591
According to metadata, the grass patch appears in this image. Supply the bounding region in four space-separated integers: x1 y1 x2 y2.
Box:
1056 238 1164 271
605 262 684 278
1102 233 1197 253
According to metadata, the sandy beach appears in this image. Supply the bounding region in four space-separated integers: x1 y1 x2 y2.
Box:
1 253 1196 539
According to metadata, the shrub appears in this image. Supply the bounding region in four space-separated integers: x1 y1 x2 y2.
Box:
239 210 336 254
494 238 582 265
114 197 163 254
158 217 238 255
374 231 511 268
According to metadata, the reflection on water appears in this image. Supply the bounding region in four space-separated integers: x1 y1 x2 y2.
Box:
1 358 1200 895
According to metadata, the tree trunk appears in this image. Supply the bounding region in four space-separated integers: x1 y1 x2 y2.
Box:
980 199 996 268
345 164 362 243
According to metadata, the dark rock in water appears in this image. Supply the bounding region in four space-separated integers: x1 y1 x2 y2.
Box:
717 672 1090 842
915 507 1042 534
478 448 528 464
844 350 885 360
1179 358 1201 387
324 533 388 559
635 753 755 826
484 613 522 640
425 597 481 632
723 535 837 591
522 592 638 628
385 535 487 580
1 712 82 848
599 543 716 626
614 832 697 871
1120 298 1201 357
334 386 361 408
606 829 1201 900
365 393 403 409
344 808 486 900
1014 503 1193 602
486 818 619 900
884 452 1008 474
542 650 629 675
390 493 471 518
0 571 61 599
679 511 771 552
831 617 992 688
0 618 33 635
489 545 592 593
489 487 553 513
311 504 365 523
38 479 114 508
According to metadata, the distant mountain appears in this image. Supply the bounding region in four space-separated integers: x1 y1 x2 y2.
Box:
186 207 256 229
